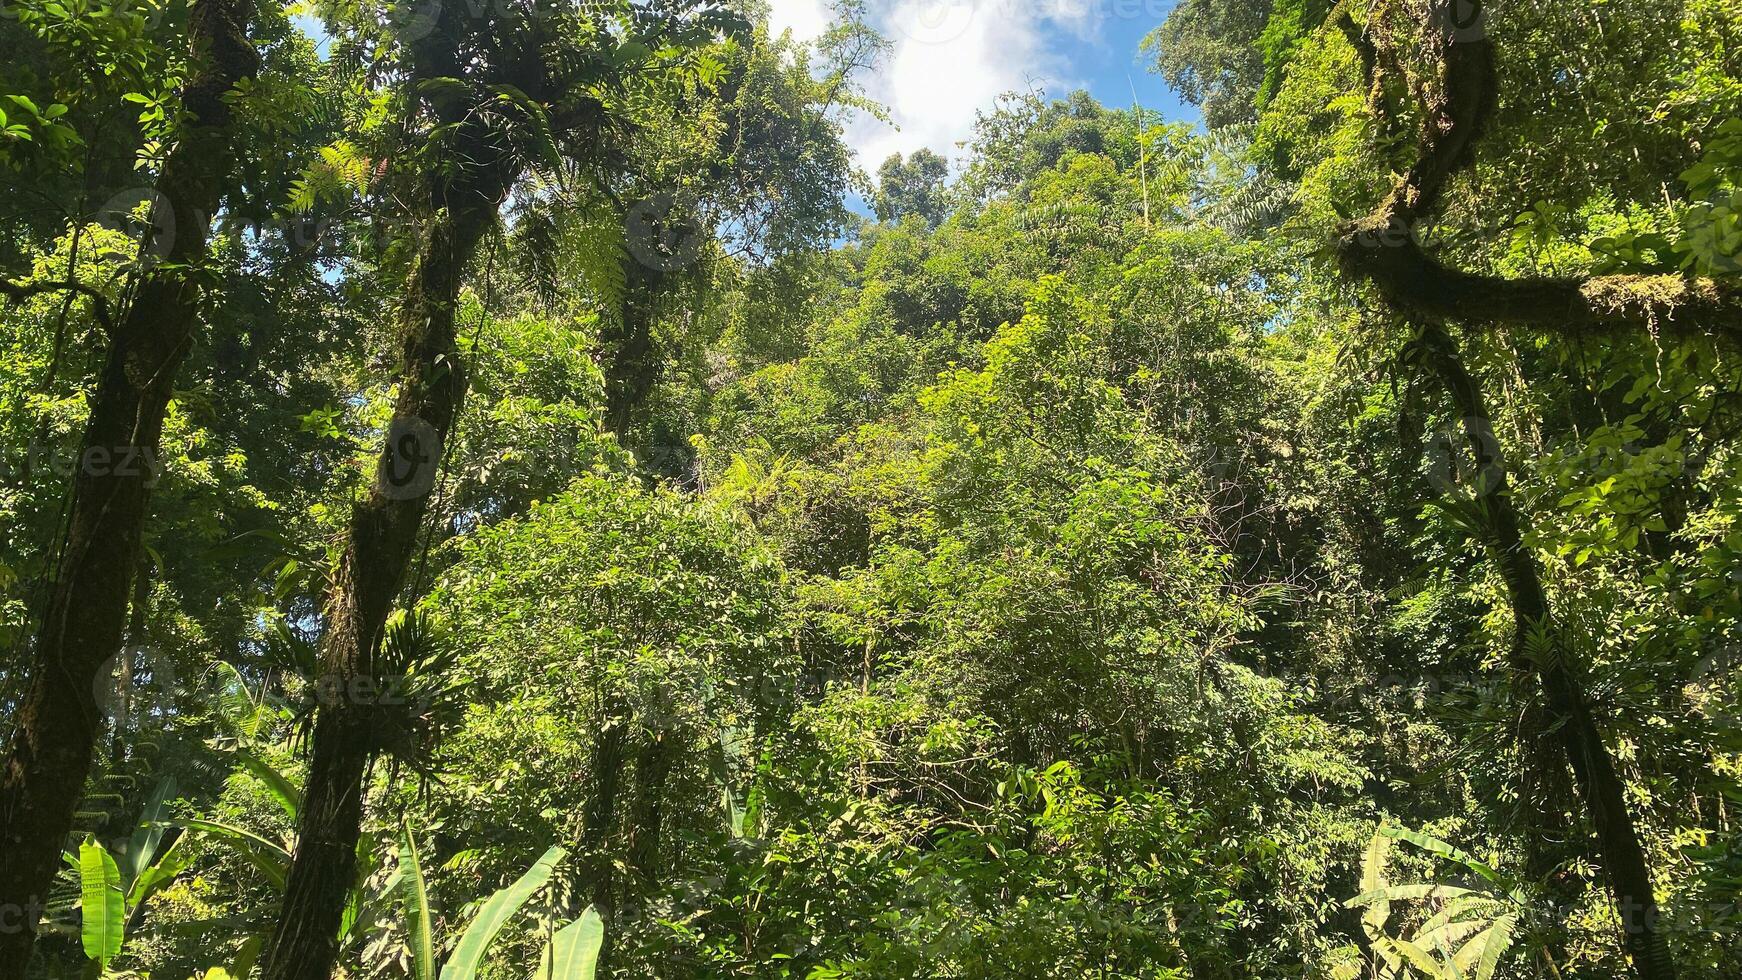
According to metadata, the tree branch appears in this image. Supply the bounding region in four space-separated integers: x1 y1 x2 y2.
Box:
0 279 113 332
1333 1 1740 342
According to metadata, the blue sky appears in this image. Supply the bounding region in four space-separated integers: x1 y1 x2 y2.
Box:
769 0 1194 168
1054 3 1195 122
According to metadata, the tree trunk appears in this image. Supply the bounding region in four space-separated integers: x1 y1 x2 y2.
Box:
0 2 256 972
602 258 669 441
258 149 517 980
627 729 675 883
111 565 150 764
577 704 631 974
1415 322 1675 980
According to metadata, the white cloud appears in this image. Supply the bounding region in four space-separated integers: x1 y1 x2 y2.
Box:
839 1 1091 170
766 0 832 43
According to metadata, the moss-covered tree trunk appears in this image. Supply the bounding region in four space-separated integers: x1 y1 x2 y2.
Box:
1416 321 1675 980
259 142 517 980
603 257 666 438
0 3 256 972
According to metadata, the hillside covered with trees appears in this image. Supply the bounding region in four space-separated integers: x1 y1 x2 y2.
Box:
2 0 1741 978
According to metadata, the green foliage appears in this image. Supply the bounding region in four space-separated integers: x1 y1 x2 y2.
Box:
1347 827 1534 980
873 149 951 226
7 3 1742 979
77 837 124 967
1145 0 1276 128
542 907 607 980
442 845 566 980
399 824 437 980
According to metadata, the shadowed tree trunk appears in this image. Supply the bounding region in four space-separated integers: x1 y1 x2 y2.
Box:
0 2 257 971
603 257 670 440
583 716 630 902
1520 699 1580 965
1414 321 1674 980
579 705 631 975
627 728 675 882
111 560 152 763
1331 2 1677 971
258 131 519 980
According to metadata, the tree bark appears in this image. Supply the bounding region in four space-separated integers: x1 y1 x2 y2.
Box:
0 2 256 972
1415 322 1675 980
578 708 631 975
112 561 151 763
1335 2 1739 346
1343 237 1742 344
258 142 518 980
627 729 675 883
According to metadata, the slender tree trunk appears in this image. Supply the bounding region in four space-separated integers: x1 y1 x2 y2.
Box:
583 712 630 902
0 3 256 971
1520 698 1580 966
258 145 515 976
603 258 668 438
627 729 675 883
112 564 150 763
576 702 632 975
1415 322 1675 980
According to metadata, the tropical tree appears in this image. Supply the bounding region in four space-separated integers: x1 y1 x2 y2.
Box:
0 1 260 971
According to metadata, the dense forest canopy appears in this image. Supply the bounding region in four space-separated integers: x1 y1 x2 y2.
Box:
1 0 1740 977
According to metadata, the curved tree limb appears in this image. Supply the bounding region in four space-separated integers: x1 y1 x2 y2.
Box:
1344 244 1742 339
0 278 113 332
1334 2 1740 343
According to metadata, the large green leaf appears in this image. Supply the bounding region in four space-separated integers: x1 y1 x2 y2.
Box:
441 845 567 980
1349 884 1481 906
400 823 437 980
545 906 605 980
235 748 302 822
1415 915 1491 953
79 837 124 964
174 818 292 890
1376 935 1455 980
229 935 265 979
1383 826 1504 884
1356 830 1391 938
128 832 193 910
207 659 268 738
125 775 178 886
1413 894 1495 940
1467 914 1519 980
